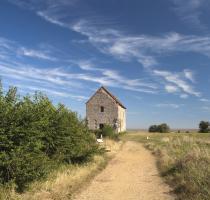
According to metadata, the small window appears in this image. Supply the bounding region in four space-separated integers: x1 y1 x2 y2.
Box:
100 106 104 112
99 124 104 129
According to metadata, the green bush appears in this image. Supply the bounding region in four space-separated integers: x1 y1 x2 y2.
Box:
0 82 98 192
102 125 119 140
94 124 119 140
101 125 114 137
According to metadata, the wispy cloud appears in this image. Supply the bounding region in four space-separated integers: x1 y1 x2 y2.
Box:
0 35 160 95
69 59 158 93
8 2 210 62
0 36 58 61
0 64 89 101
18 47 57 61
37 11 68 28
71 21 210 68
19 84 88 101
165 85 179 93
0 64 82 88
171 0 208 29
0 59 158 97
153 69 200 97
3 2 210 100
184 69 195 82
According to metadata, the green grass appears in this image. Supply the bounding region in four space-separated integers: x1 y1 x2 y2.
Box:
121 131 210 200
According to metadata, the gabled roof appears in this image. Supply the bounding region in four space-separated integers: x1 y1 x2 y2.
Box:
86 86 126 109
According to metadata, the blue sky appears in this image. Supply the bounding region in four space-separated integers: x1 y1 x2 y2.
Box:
0 0 210 129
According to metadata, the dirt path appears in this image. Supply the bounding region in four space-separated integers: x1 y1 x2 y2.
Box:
73 141 174 200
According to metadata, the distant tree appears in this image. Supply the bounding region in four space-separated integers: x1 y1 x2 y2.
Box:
148 123 170 133
148 125 158 132
199 121 210 133
158 123 170 133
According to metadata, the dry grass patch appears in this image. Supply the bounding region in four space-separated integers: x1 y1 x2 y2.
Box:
0 139 123 200
20 155 106 200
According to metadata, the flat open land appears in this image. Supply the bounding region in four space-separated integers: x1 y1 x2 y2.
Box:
73 141 174 200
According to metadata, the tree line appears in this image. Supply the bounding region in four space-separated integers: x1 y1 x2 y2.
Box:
148 121 210 133
0 82 98 192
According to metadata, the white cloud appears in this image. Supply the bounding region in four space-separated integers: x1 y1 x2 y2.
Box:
0 64 82 88
0 36 58 62
37 11 68 28
184 69 194 82
2 3 208 99
71 21 210 68
0 65 89 101
165 85 179 93
0 60 157 95
0 35 160 95
69 59 158 93
9 1 210 65
26 85 88 101
153 69 200 97
6 4 208 98
18 47 57 61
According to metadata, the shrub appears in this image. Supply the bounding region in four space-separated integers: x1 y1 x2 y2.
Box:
101 125 115 137
94 124 119 140
0 81 98 192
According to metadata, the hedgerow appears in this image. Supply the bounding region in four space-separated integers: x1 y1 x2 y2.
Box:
0 82 98 192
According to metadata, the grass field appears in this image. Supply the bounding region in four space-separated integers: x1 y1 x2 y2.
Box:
121 131 210 200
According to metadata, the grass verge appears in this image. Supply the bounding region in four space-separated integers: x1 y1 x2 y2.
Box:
0 139 123 200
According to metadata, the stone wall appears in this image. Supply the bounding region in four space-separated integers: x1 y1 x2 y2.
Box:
117 105 126 132
86 89 119 130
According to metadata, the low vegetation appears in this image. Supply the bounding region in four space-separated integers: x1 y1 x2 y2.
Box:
0 155 107 200
0 82 99 194
121 132 210 200
94 124 123 141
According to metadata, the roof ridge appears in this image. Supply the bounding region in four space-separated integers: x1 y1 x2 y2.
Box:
86 86 126 109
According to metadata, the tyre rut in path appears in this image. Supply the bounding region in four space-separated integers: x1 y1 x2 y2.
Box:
73 141 174 200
